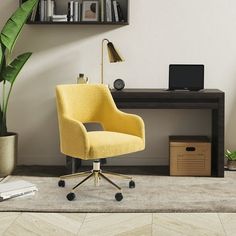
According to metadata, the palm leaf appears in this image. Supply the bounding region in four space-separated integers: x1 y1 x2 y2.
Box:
0 44 2 66
0 0 38 53
0 45 3 82
1 52 32 85
0 44 2 73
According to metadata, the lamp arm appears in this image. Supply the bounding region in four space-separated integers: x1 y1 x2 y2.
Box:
101 39 110 84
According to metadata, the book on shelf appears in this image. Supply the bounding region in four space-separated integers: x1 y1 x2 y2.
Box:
104 0 124 23
52 14 67 22
113 1 119 22
73 2 81 22
29 0 125 23
0 180 38 202
51 0 55 18
40 0 82 23
52 15 68 19
39 0 55 22
30 0 39 21
116 1 124 22
46 0 55 21
100 0 104 22
52 20 67 22
46 0 52 21
39 0 46 21
106 0 112 22
68 1 74 22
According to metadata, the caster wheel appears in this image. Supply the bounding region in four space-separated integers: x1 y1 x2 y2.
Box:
67 192 76 201
58 180 65 187
115 192 123 202
129 180 135 189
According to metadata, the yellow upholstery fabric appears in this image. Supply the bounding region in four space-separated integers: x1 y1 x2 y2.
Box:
88 131 144 159
56 84 145 160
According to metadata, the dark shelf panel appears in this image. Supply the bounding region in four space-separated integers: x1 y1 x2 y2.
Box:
21 0 129 26
26 21 129 25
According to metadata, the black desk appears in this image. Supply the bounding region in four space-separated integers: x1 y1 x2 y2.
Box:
111 89 225 177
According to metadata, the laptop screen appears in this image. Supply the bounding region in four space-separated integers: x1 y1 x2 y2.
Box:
169 64 204 91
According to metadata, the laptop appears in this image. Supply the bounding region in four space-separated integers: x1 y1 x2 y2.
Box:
168 64 204 91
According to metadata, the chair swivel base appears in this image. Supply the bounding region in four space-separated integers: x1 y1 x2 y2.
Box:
58 160 135 202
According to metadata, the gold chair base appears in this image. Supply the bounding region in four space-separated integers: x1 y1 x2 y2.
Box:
59 160 133 192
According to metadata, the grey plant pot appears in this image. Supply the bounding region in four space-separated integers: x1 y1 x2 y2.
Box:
0 133 18 177
227 160 236 171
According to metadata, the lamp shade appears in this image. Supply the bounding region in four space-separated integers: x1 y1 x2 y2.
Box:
101 39 124 84
107 42 124 63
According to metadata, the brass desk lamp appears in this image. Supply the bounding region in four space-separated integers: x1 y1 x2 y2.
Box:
101 38 124 84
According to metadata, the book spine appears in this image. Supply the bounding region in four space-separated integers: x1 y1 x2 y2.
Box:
113 1 119 22
106 0 112 22
44 0 47 21
31 1 39 21
51 0 55 16
52 19 67 22
111 0 115 22
74 2 79 22
100 0 104 22
78 3 81 22
116 2 124 22
40 0 45 21
46 0 52 21
68 1 74 22
30 8 36 21
52 15 68 18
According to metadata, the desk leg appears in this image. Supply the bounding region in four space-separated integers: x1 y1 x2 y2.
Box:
212 98 224 177
66 156 82 174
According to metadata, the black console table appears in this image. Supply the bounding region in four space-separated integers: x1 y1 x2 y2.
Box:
111 89 225 177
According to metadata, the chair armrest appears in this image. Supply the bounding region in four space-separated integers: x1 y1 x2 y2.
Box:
103 110 145 140
59 115 90 158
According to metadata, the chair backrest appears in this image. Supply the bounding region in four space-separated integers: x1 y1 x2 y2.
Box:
56 84 116 123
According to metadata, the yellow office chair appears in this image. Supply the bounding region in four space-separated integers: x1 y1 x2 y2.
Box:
56 84 145 201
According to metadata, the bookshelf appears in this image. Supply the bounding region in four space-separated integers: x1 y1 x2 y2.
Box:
20 0 129 25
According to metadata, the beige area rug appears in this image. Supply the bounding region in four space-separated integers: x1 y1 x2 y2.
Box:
0 172 236 213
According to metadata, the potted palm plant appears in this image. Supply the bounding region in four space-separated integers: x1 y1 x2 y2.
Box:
225 150 236 170
0 0 38 177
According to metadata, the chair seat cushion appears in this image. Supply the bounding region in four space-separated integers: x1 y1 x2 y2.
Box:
87 131 144 159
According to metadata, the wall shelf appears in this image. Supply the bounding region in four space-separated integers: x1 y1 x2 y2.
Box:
26 21 129 25
20 0 129 26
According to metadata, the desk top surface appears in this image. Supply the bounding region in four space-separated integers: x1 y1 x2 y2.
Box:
111 89 223 94
111 89 224 101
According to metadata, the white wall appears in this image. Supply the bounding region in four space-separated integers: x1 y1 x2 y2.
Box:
0 0 235 166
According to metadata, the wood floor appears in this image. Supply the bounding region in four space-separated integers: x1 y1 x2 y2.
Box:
0 212 235 236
